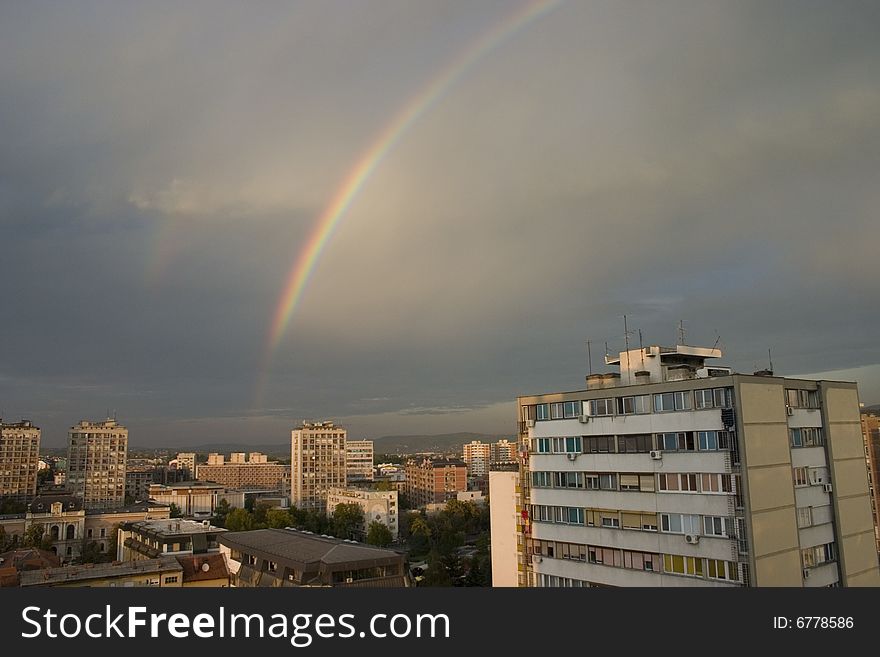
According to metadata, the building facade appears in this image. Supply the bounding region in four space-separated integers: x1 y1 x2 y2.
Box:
147 481 244 517
403 458 468 509
860 411 880 553
67 419 128 510
345 440 374 484
290 422 347 510
502 342 880 588
326 487 398 540
0 420 41 501
491 439 517 464
196 452 286 491
463 441 492 478
175 453 196 479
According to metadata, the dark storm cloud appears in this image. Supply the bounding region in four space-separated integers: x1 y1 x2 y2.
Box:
1 1 879 445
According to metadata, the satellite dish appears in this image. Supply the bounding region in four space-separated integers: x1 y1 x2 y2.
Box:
201 563 210 572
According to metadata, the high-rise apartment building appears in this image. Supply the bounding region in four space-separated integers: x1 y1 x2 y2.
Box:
0 420 41 501
404 458 468 508
196 452 286 491
345 440 374 484
175 453 196 478
491 439 517 464
495 342 880 588
860 411 880 552
290 421 347 510
67 419 128 510
463 441 492 477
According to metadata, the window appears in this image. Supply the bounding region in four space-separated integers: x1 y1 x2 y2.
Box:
532 471 551 487
600 512 620 528
674 391 692 410
797 507 812 529
802 542 835 569
703 516 727 537
584 435 615 453
793 467 809 487
808 467 829 486
536 404 549 421
713 388 732 408
536 438 551 453
787 389 820 409
585 474 600 490
565 436 582 453
661 513 700 534
619 474 640 491
164 576 178 584
599 474 617 490
695 389 714 409
588 398 614 416
563 401 581 418
791 427 824 447
663 554 704 578
617 434 653 453
707 560 738 581
698 431 719 451
654 393 675 412
658 432 695 451
615 394 650 415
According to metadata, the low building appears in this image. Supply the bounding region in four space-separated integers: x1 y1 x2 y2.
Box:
326 487 398 540
0 548 60 587
117 519 226 561
456 490 485 505
19 556 185 588
147 481 244 517
219 528 410 587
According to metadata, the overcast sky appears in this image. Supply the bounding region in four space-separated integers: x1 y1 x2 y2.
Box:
2 1 879 447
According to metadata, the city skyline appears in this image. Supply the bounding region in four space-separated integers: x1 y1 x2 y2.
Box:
3 1 880 446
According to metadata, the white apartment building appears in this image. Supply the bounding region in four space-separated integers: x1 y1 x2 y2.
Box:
345 439 374 484
0 419 41 501
326 487 398 540
463 441 492 477
495 342 880 588
291 421 347 510
67 418 128 510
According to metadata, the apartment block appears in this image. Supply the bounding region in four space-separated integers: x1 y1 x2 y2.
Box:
345 440 374 484
463 441 492 477
404 458 468 509
290 421 347 510
147 481 244 517
500 342 880 588
196 452 285 491
66 419 127 510
175 453 196 478
326 487 398 540
491 439 517 464
117 518 226 561
860 411 880 552
0 420 41 501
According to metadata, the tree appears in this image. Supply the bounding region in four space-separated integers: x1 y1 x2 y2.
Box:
169 503 183 518
253 501 272 527
374 480 395 492
225 508 254 532
213 499 232 528
266 508 292 529
407 515 432 557
331 503 364 539
366 521 393 547
24 523 46 548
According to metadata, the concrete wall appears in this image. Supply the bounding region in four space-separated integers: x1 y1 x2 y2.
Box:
822 384 880 586
489 470 518 587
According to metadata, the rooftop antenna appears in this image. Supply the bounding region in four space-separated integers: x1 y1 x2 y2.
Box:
586 340 593 375
639 329 645 369
623 315 632 384
712 332 721 351
768 348 774 374
677 320 686 346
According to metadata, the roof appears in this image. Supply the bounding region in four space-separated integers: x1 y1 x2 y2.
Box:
85 501 170 515
0 548 60 571
219 529 403 568
19 556 182 586
175 554 229 583
121 519 225 537
29 495 82 513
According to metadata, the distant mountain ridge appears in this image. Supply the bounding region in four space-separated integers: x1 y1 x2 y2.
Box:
126 431 511 457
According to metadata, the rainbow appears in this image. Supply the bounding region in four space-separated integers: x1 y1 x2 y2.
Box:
256 0 563 404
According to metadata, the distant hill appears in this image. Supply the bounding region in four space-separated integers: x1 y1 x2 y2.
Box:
126 432 510 457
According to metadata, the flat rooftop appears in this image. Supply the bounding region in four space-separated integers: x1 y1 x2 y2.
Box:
19 556 181 586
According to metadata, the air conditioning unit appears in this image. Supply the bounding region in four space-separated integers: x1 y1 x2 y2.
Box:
579 415 590 424
650 450 663 460
526 419 536 428
803 569 810 579
786 406 794 416
823 483 833 493
566 453 578 461
684 534 700 544
534 556 543 563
